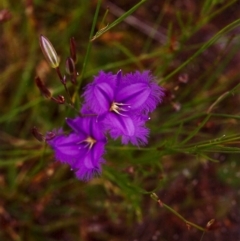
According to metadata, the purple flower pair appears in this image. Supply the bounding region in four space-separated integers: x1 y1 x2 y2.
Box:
47 70 164 181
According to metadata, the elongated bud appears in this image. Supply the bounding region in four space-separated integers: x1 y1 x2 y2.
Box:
65 57 75 75
35 76 51 99
150 192 159 202
32 126 44 142
39 35 60 68
65 57 77 84
70 37 77 63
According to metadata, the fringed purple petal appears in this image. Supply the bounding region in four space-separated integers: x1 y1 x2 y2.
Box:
91 142 106 165
122 71 165 113
47 116 107 181
47 132 85 166
73 142 106 181
66 116 106 142
82 71 116 114
66 118 87 137
103 114 149 146
120 123 149 146
75 161 102 181
115 83 151 110
104 113 135 137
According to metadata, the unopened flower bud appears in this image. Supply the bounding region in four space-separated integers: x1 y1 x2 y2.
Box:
35 76 52 99
65 57 75 75
39 35 60 68
32 126 44 142
0 9 12 23
70 37 77 63
206 219 218 230
57 95 65 104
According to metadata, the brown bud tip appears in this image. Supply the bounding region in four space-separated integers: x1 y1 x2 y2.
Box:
32 127 44 142
35 76 52 99
206 219 219 231
178 73 189 84
0 9 12 23
45 131 56 141
51 95 65 104
39 35 60 68
57 95 65 104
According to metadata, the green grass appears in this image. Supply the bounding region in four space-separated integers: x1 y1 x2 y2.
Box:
1 0 240 240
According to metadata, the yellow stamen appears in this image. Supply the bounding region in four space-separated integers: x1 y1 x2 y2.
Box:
85 136 96 149
110 102 130 116
78 136 96 150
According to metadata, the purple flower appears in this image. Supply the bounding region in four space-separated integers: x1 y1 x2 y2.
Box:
81 70 164 146
47 116 107 181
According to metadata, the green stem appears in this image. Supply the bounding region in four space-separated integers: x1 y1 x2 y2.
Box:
163 18 240 83
75 0 102 94
90 0 147 41
151 193 206 232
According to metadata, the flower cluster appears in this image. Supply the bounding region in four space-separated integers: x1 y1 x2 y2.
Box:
47 70 164 181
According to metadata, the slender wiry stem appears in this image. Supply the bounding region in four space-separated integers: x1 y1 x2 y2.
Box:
55 67 74 107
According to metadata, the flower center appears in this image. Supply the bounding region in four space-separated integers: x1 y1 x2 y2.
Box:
110 102 130 116
78 136 96 150
85 136 96 149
